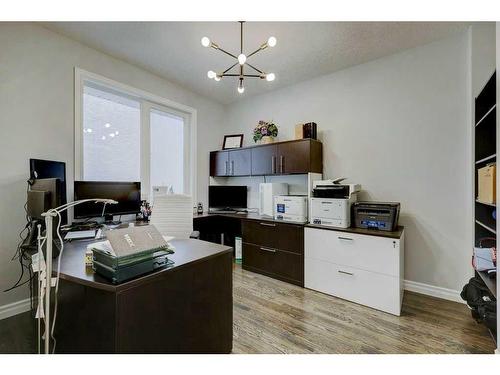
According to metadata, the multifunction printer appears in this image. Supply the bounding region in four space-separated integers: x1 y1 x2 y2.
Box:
310 179 361 228
274 195 308 223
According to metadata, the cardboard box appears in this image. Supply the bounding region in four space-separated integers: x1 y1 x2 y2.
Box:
294 124 304 139
477 163 496 204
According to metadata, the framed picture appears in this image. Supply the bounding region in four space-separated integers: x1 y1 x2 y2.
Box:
222 134 244 149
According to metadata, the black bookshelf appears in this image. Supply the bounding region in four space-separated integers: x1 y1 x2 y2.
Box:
474 71 497 345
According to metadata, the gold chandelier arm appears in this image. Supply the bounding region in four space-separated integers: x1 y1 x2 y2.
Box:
221 74 262 78
246 62 264 74
222 62 239 74
214 45 238 59
247 43 267 59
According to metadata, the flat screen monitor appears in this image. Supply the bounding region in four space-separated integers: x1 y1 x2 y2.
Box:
73 181 141 219
209 185 247 210
29 158 67 223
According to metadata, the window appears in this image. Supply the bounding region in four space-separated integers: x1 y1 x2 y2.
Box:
83 83 141 181
150 108 185 194
75 69 196 201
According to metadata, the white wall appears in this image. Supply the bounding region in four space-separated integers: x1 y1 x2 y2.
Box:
220 32 471 293
0 23 225 309
471 24 496 97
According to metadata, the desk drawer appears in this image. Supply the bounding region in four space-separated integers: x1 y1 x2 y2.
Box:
305 227 400 277
242 243 303 286
242 220 303 254
305 257 402 315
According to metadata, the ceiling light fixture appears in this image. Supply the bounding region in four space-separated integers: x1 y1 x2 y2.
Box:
201 21 276 95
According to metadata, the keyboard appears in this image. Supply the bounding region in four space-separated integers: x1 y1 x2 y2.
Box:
64 230 97 240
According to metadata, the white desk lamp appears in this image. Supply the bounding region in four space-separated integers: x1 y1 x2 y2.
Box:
36 198 117 354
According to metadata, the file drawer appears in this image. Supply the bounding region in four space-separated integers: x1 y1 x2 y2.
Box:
242 243 303 286
305 257 402 315
242 220 304 255
305 227 400 277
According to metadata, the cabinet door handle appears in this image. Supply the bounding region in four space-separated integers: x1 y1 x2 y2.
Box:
225 160 229 175
231 160 234 175
338 236 353 241
272 156 276 174
280 155 284 173
260 246 276 253
259 222 276 227
338 270 354 276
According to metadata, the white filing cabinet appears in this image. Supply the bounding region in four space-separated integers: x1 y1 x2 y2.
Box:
305 226 404 315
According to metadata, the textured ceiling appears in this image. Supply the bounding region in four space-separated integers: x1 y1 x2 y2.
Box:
43 22 471 104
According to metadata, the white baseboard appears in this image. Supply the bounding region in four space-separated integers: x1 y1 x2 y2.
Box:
0 298 31 321
404 279 463 303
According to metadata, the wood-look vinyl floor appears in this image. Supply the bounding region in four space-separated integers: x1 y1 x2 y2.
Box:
232 264 496 354
0 264 495 354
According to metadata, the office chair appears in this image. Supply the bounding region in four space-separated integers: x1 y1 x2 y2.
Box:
150 194 199 239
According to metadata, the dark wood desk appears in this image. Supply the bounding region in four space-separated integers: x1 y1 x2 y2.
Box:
194 213 306 286
53 238 233 353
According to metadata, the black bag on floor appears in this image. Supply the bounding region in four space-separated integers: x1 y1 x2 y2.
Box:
460 275 496 328
477 300 497 332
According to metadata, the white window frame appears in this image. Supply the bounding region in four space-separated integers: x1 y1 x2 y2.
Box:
74 67 197 202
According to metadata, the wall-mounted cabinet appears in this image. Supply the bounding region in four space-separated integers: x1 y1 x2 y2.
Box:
209 149 252 177
210 139 323 177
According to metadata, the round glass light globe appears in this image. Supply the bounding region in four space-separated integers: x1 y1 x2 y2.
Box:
201 37 210 47
267 36 277 47
238 54 247 65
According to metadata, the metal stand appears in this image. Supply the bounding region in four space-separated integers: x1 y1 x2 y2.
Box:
36 198 117 354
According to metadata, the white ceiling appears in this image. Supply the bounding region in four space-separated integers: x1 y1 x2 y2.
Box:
43 22 471 104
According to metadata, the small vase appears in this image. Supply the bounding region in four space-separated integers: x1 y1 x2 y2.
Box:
261 136 274 144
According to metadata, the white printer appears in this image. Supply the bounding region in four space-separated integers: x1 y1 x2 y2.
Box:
310 178 361 228
274 195 308 223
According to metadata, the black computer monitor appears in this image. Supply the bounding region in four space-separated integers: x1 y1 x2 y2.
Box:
74 181 141 222
30 159 67 223
208 185 247 210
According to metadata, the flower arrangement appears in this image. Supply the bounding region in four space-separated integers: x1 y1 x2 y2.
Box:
253 120 278 143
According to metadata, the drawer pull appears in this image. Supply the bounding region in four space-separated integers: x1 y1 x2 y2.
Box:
259 222 276 227
338 236 353 241
260 246 276 253
338 270 354 276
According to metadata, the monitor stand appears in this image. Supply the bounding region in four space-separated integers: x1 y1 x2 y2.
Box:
103 214 121 226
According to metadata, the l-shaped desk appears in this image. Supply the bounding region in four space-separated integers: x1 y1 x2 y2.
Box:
194 212 405 315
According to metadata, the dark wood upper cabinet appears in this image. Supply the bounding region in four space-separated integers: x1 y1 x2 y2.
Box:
229 149 251 176
210 151 229 176
251 144 277 176
210 139 322 177
280 139 323 174
277 141 309 174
